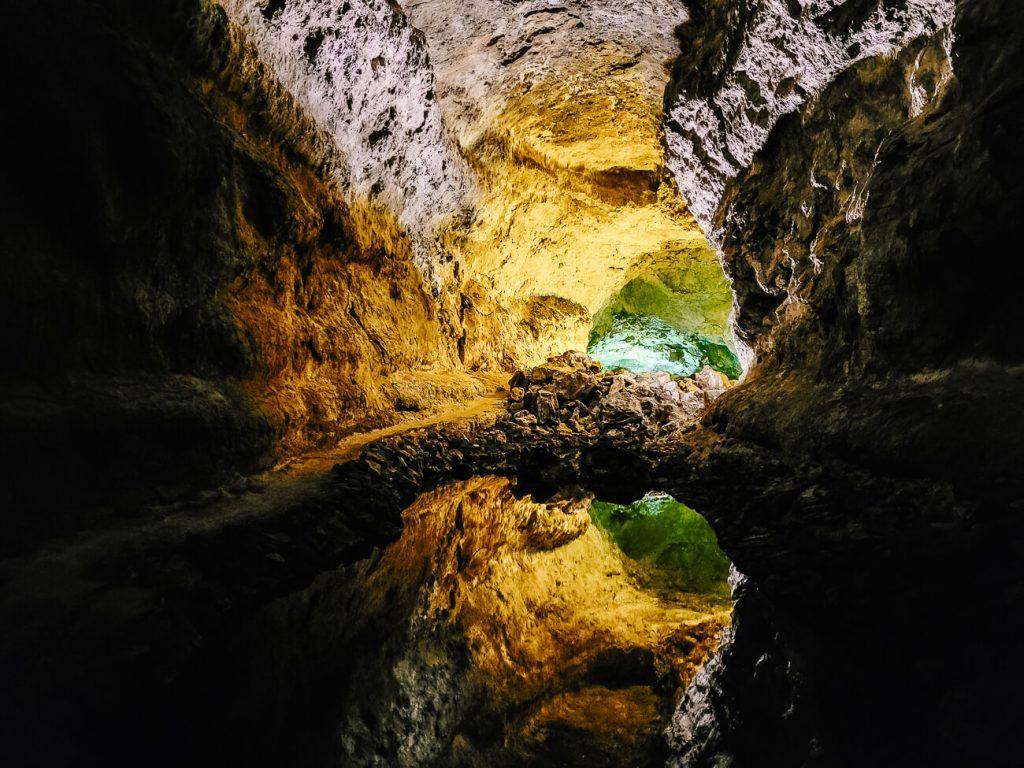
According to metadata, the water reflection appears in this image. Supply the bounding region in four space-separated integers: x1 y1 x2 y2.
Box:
252 476 732 767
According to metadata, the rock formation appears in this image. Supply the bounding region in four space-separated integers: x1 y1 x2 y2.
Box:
660 1 1024 765
1 0 1022 766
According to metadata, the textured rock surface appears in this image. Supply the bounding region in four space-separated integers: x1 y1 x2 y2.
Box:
405 0 733 363
659 0 1024 765
0 0 734 538
218 0 473 290
664 0 955 229
666 571 816 768
0 0 489 535
226 476 728 768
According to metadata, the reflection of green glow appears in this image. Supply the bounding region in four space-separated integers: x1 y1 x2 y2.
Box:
587 312 741 378
590 492 731 594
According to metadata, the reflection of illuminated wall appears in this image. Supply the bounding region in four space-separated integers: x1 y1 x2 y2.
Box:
332 475 731 764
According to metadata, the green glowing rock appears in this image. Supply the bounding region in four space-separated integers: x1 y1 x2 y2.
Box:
590 244 734 340
699 336 743 380
590 492 731 594
587 312 741 378
589 243 743 377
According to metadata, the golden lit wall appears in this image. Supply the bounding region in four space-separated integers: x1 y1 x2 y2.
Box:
407 0 731 367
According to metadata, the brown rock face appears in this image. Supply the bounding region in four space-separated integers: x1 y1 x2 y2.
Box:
0 0 480 536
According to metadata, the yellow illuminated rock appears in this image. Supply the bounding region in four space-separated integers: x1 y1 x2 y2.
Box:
332 475 731 764
457 71 720 365
405 0 734 368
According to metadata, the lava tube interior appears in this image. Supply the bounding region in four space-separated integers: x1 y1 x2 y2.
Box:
1 0 1023 767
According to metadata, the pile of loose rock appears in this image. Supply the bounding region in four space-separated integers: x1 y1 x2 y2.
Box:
327 352 736 519
507 351 732 439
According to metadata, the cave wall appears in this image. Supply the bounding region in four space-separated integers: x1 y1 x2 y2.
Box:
404 0 733 365
0 0 734 539
217 0 474 291
216 0 735 371
666 0 1024 483
664 0 956 230
661 0 1024 765
0 0 479 538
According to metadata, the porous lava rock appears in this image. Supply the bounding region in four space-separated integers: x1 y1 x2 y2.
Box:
0 0 480 537
660 0 1024 765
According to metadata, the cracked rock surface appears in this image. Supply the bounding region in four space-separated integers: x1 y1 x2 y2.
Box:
659 0 1024 765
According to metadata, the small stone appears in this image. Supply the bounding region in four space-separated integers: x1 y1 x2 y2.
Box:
534 390 560 423
514 411 537 426
548 369 597 402
694 365 727 393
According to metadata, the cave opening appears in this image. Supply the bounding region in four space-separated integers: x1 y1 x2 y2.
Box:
386 0 748 386
584 246 744 380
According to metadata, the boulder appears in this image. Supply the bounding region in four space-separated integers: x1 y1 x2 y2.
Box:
534 390 560 424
